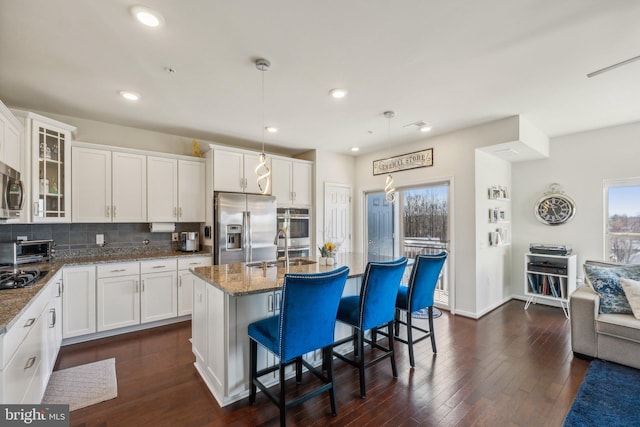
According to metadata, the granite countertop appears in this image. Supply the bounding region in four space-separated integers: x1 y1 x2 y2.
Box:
191 252 369 296
0 249 212 335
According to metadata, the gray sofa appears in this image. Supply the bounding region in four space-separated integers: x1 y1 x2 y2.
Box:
570 262 640 369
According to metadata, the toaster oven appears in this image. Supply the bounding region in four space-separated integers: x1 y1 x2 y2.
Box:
0 239 53 265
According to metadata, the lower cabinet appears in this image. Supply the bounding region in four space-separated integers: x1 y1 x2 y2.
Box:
62 265 97 338
178 256 212 316
140 259 178 323
1 273 62 404
97 262 140 332
192 274 361 407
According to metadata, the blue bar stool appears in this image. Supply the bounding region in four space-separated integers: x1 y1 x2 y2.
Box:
332 257 407 398
392 251 447 367
248 266 349 427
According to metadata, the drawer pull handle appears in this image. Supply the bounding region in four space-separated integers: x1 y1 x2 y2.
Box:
24 318 35 328
152 265 166 269
49 308 56 328
24 356 36 370
189 262 200 265
110 269 127 272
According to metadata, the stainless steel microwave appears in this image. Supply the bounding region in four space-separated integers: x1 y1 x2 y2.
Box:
0 161 24 219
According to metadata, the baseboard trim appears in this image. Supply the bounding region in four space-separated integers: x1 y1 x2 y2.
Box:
62 315 191 346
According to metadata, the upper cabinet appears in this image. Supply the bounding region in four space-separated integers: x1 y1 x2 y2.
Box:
148 156 205 222
72 145 147 222
271 157 312 206
0 100 22 172
177 159 206 222
11 111 76 223
213 148 270 194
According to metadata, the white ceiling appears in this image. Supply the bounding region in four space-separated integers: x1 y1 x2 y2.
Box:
1 0 640 156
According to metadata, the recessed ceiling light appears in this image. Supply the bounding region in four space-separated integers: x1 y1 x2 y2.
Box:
419 125 432 132
265 126 278 133
130 6 165 27
119 91 141 101
329 88 348 99
351 147 360 152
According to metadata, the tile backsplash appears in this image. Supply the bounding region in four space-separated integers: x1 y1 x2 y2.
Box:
0 222 202 258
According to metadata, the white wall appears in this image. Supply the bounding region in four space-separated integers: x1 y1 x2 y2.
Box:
511 120 640 298
475 150 512 315
354 116 524 316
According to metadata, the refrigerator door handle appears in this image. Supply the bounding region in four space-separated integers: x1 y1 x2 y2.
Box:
246 211 252 262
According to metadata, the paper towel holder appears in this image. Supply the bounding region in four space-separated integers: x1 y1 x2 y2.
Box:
149 222 176 233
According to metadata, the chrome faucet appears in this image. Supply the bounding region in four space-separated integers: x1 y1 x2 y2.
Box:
274 227 289 269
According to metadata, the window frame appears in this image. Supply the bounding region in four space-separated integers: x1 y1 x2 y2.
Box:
604 177 640 263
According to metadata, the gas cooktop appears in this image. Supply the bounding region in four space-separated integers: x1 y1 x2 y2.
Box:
0 268 48 290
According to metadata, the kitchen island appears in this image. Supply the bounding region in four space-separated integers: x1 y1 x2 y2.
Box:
189 252 369 407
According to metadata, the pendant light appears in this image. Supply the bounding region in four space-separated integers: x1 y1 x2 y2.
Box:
255 58 271 194
383 111 396 203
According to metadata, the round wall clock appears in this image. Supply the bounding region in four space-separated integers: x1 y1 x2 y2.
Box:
534 184 576 226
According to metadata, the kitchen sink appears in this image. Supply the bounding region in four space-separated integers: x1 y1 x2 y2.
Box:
246 258 317 268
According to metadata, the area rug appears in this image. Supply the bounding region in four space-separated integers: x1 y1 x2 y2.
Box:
564 359 640 426
42 358 118 411
412 307 442 319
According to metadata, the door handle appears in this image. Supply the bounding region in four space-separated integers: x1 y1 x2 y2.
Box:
24 318 35 328
49 308 56 328
113 205 116 218
106 205 110 217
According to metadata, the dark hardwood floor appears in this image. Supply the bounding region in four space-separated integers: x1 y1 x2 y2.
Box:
55 300 589 426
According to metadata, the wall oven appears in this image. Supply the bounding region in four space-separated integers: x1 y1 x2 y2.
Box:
276 207 310 257
0 161 24 220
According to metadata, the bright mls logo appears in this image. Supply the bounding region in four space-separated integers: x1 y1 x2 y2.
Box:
1 405 69 426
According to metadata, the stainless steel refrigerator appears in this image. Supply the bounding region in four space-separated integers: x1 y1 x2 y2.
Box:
214 192 277 265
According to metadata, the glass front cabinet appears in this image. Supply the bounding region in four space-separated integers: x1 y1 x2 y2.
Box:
13 111 76 223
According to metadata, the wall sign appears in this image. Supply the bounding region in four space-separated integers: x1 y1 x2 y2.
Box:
372 148 433 176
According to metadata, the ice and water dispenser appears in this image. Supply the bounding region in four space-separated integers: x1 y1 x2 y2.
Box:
226 224 242 250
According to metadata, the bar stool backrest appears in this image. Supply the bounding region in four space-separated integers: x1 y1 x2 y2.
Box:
359 257 408 331
407 251 448 312
279 265 350 362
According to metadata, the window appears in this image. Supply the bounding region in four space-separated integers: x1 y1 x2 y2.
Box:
402 184 449 258
605 178 640 263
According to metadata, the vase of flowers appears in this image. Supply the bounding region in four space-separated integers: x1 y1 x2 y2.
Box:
319 241 336 266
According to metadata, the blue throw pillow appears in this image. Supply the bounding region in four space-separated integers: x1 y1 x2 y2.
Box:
584 262 640 314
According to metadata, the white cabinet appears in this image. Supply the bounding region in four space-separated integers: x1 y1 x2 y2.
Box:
11 110 76 223
0 100 22 172
62 265 96 338
178 256 212 316
524 253 577 318
213 148 270 194
72 145 147 222
148 156 205 222
97 262 140 332
178 159 205 222
147 156 177 222
43 272 63 375
192 276 207 366
271 157 312 206
140 259 178 323
0 273 63 404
